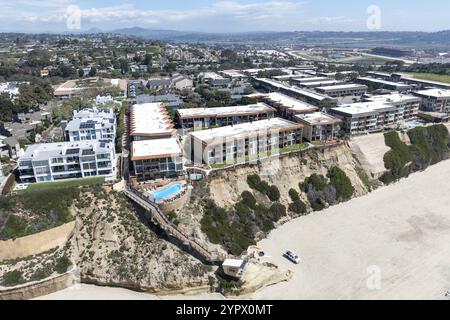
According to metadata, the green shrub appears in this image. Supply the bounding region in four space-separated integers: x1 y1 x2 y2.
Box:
266 185 280 202
1 270 25 287
241 191 256 209
289 200 307 214
1 215 28 240
54 256 72 274
269 203 286 221
381 125 450 184
327 167 355 201
288 188 301 202
408 124 450 168
301 174 328 192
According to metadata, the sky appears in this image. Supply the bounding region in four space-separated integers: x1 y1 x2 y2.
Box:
0 0 449 33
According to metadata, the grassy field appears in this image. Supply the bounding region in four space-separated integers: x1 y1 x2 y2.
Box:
25 177 105 192
401 72 450 84
290 51 392 65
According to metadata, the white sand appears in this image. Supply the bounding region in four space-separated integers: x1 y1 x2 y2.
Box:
40 160 450 300
253 159 450 300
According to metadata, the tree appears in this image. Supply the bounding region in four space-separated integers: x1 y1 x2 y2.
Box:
89 67 97 77
319 98 336 112
78 68 84 78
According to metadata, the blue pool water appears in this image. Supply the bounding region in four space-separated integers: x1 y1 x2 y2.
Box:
404 120 423 128
152 183 182 201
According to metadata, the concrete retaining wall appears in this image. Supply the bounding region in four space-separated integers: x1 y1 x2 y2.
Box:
0 270 76 300
0 221 76 261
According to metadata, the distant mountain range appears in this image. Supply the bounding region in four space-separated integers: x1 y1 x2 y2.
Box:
101 27 450 49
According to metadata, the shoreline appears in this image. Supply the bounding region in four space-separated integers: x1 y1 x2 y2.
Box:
39 159 450 300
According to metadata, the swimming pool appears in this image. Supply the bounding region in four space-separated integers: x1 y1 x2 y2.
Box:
151 183 182 202
404 120 424 128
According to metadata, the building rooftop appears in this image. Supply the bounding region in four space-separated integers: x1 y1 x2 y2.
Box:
130 103 175 137
261 92 318 113
73 107 115 120
414 89 450 99
358 77 412 89
331 101 396 117
302 80 346 88
254 78 333 102
21 140 113 162
318 83 368 91
177 103 275 119
131 137 183 161
365 93 421 104
295 112 342 125
190 117 302 143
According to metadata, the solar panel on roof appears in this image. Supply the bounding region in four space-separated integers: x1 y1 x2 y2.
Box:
82 149 95 156
66 148 80 155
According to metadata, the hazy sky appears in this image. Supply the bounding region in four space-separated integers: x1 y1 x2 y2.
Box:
0 0 449 33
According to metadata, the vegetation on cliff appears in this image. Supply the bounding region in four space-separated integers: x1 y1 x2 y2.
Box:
0 187 80 240
381 125 450 184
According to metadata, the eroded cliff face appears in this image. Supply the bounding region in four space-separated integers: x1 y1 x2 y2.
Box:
67 188 212 294
0 187 214 298
208 144 369 208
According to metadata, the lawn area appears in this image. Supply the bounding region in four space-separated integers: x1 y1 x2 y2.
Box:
25 177 105 192
401 72 450 84
280 143 309 153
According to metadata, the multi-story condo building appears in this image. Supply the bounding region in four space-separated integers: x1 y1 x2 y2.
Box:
357 77 412 92
131 138 184 181
252 92 318 120
65 108 116 142
294 112 342 142
189 118 304 165
315 84 368 98
300 80 346 89
330 93 421 134
177 103 276 130
364 93 421 119
19 140 115 183
129 103 183 180
413 89 450 113
199 72 231 87
251 77 337 106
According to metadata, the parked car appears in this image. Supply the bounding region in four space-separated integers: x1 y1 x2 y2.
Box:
284 250 301 264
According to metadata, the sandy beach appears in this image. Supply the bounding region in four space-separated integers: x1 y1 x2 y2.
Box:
40 160 450 300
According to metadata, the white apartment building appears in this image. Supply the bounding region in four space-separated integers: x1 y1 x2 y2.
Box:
129 103 183 180
413 89 450 113
316 84 368 98
19 140 116 183
330 93 421 134
177 103 276 129
294 112 342 142
189 118 304 165
65 108 116 143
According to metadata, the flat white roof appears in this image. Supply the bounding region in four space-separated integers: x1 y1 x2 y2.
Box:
131 138 182 161
254 78 333 102
366 93 421 104
293 77 331 83
358 77 411 88
190 118 302 143
264 92 318 112
130 103 174 137
332 101 396 116
302 80 346 87
318 84 368 91
177 103 275 119
415 89 450 99
223 259 245 268
295 112 341 125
